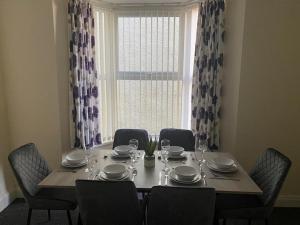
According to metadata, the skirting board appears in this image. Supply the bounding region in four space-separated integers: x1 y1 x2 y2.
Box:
0 191 16 212
276 195 300 207
0 188 22 212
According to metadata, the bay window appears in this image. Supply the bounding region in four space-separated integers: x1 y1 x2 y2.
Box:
94 5 198 143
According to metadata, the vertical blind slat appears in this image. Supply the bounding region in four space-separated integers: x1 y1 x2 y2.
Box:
139 14 142 129
145 14 148 130
172 14 175 127
122 17 125 129
166 14 169 128
161 14 164 131
150 14 153 133
94 8 195 142
155 12 159 135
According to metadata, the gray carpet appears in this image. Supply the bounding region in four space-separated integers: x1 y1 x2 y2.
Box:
0 198 299 225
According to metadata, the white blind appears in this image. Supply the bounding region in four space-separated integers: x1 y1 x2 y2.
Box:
94 7 198 143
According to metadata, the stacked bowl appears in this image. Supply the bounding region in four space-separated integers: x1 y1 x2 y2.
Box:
206 156 237 173
62 150 87 168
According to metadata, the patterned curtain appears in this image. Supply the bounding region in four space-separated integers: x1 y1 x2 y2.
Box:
191 0 225 150
68 0 101 149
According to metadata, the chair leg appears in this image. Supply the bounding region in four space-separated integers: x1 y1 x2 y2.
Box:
48 209 51 221
248 219 252 225
27 208 32 225
222 219 226 225
67 210 72 225
265 219 269 225
213 216 218 225
77 213 83 225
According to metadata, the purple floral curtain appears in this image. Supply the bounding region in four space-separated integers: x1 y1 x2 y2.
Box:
191 0 225 150
68 0 101 149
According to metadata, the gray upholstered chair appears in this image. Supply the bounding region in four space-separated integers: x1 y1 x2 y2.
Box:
76 180 143 225
158 128 195 151
8 143 76 225
216 148 292 225
147 186 216 225
112 129 149 150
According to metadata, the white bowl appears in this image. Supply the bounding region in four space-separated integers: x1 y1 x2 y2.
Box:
211 156 235 169
65 150 85 165
168 146 184 156
103 164 126 179
174 166 197 181
114 145 133 155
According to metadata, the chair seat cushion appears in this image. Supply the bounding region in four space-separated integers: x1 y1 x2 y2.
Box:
30 188 77 210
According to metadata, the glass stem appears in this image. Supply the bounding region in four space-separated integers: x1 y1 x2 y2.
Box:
85 155 89 173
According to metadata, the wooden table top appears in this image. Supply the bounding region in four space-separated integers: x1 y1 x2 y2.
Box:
39 149 262 195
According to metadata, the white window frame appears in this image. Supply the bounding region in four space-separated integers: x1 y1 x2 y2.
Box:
92 4 198 143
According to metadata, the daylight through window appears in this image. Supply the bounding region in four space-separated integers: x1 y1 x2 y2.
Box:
94 7 198 143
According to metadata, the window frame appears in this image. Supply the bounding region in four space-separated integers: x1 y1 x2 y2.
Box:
92 6 198 143
114 11 185 82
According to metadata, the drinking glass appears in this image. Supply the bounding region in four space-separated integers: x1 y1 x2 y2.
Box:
84 148 92 173
87 158 97 180
129 139 138 170
195 138 208 173
161 139 170 172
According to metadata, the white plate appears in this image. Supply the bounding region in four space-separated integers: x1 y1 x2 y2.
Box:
103 164 126 179
169 170 201 184
98 170 129 181
168 146 184 156
66 150 85 164
209 156 235 169
114 145 133 155
206 161 238 173
111 151 130 159
174 166 197 181
168 152 187 159
61 159 87 168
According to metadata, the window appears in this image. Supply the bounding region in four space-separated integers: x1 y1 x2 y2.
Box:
94 6 198 143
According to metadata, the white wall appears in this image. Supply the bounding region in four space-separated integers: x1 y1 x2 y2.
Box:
0 0 66 168
220 0 246 155
0 0 73 211
0 0 68 210
52 0 72 156
222 0 300 205
237 0 300 196
0 68 16 211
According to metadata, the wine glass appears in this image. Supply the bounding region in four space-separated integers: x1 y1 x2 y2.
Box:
84 148 92 173
161 139 170 172
129 139 138 170
87 158 97 180
195 137 208 174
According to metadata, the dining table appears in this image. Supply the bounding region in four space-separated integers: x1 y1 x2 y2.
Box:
39 149 262 195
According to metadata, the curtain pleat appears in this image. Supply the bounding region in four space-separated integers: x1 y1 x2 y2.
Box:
68 0 101 149
191 0 225 150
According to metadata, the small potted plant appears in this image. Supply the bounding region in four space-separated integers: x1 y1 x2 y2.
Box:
144 137 157 168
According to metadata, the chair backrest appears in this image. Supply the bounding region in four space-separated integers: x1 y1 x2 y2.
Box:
76 180 142 225
112 129 149 150
8 143 51 197
158 128 195 151
147 186 215 225
250 148 291 207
